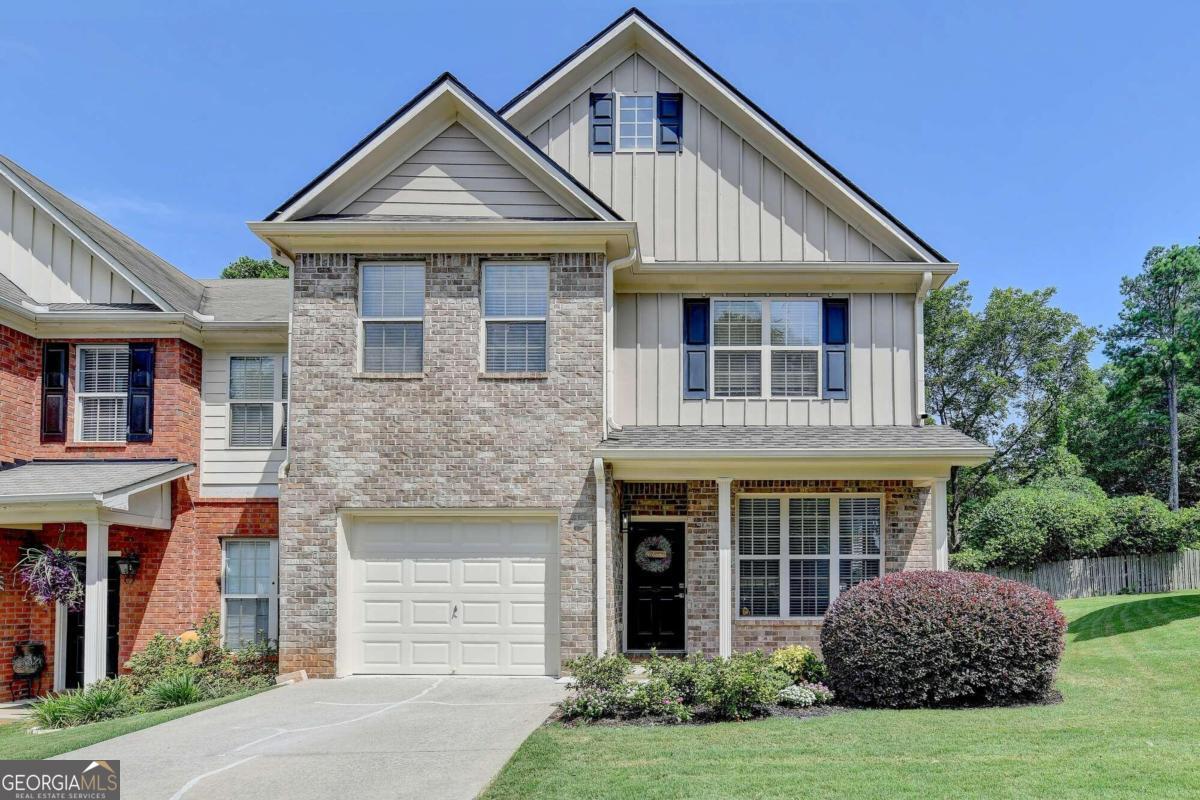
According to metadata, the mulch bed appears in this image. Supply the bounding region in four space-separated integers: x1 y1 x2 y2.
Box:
552 703 852 728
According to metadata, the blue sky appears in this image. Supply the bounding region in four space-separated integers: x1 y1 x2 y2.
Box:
2 0 1197 339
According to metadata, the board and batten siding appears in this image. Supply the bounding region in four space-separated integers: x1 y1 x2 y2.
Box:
613 293 916 426
200 348 287 498
0 182 151 305
526 54 898 263
337 122 571 219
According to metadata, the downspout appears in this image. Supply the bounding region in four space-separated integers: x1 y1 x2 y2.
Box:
913 271 932 425
604 246 638 439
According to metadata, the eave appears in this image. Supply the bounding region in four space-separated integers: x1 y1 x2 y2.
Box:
616 261 957 293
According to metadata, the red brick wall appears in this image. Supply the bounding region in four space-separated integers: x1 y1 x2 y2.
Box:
0 324 38 463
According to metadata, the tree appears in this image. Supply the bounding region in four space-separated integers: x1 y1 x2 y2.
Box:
220 256 289 279
1103 243 1200 510
924 282 1096 545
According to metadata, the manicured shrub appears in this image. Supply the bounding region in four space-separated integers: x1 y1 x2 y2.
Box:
564 653 630 692
768 645 827 683
821 571 1066 708
796 681 835 705
125 611 276 696
31 679 135 729
778 684 816 707
145 673 209 709
967 485 1116 569
624 678 692 723
1105 495 1182 555
646 651 707 705
696 651 789 721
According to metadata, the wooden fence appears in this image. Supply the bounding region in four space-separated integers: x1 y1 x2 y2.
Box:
984 550 1200 600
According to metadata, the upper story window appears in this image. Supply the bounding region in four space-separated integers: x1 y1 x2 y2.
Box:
590 92 682 154
710 298 820 399
76 345 128 442
483 262 548 373
229 355 287 448
359 263 424 373
737 495 883 619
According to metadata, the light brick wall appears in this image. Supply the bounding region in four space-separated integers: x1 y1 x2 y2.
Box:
281 252 606 676
614 479 934 655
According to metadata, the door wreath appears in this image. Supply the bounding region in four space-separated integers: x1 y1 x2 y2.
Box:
634 535 673 573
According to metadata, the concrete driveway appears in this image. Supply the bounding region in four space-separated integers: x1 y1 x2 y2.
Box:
57 676 563 800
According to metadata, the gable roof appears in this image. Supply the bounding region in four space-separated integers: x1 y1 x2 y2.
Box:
501 8 947 264
0 155 206 311
265 73 620 223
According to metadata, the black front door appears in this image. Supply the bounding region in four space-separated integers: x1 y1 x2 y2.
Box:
627 522 686 651
65 557 120 689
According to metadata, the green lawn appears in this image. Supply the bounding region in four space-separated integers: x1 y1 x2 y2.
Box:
0 689 262 761
483 590 1200 800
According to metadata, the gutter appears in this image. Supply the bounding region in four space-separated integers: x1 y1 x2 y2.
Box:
593 446 995 463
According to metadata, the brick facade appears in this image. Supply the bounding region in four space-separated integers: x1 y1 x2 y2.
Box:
613 479 934 655
0 324 279 701
281 252 606 677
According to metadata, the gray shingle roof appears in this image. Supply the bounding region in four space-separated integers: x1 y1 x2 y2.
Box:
0 155 205 313
199 279 290 322
45 303 161 312
0 460 193 500
0 274 34 307
599 425 991 453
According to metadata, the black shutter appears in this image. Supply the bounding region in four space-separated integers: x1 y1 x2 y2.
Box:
823 299 849 400
41 343 68 442
683 298 709 399
126 342 155 442
657 93 682 152
590 93 614 153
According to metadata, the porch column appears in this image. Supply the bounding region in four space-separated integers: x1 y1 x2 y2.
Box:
717 477 732 657
933 478 949 571
82 520 110 686
593 458 609 656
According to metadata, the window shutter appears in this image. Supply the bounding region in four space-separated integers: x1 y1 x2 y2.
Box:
41 343 68 442
657 92 682 152
589 93 614 153
126 342 155 442
682 298 709 399
822 298 849 400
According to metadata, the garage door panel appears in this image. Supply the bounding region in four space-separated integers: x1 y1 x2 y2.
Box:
344 516 556 676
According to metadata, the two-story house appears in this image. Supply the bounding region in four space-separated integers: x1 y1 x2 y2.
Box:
0 156 288 700
248 9 991 680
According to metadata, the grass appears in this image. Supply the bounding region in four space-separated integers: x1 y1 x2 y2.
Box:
0 689 262 761
482 590 1200 800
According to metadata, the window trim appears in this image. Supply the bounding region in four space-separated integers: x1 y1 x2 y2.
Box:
734 492 885 620
615 93 658 152
226 354 288 450
480 260 550 374
220 537 279 648
74 344 129 443
709 296 823 400
357 261 426 374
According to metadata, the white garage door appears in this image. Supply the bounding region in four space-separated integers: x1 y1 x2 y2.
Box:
341 515 557 676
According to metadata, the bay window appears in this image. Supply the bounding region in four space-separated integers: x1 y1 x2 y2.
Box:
737 494 883 618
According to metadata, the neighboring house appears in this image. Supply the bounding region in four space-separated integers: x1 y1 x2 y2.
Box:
0 8 993 699
249 8 990 680
0 156 288 700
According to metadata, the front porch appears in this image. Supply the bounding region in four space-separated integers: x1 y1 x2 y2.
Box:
592 425 992 659
0 460 192 698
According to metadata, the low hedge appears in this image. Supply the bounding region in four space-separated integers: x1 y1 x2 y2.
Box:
821 571 1066 708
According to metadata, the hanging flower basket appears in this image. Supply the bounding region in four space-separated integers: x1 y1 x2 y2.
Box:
14 547 84 609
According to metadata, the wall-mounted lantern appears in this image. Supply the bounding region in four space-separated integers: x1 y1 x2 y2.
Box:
116 552 141 582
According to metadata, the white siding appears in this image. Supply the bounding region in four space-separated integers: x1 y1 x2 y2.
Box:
337 123 570 219
525 53 900 263
201 349 287 498
613 293 917 427
0 182 151 304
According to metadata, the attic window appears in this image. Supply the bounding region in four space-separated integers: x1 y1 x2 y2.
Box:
618 95 655 150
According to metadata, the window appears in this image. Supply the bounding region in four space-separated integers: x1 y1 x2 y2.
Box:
483 262 548 372
359 263 424 373
618 94 655 150
710 298 822 399
228 355 287 448
737 495 883 618
222 539 278 649
76 346 128 442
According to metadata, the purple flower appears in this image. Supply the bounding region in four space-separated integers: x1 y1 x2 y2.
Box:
15 547 84 609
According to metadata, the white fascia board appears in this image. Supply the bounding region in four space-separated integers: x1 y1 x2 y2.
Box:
96 464 195 507
503 14 943 264
0 163 176 312
594 447 994 464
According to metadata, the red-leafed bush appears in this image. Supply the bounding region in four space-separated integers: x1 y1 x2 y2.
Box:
820 571 1067 708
